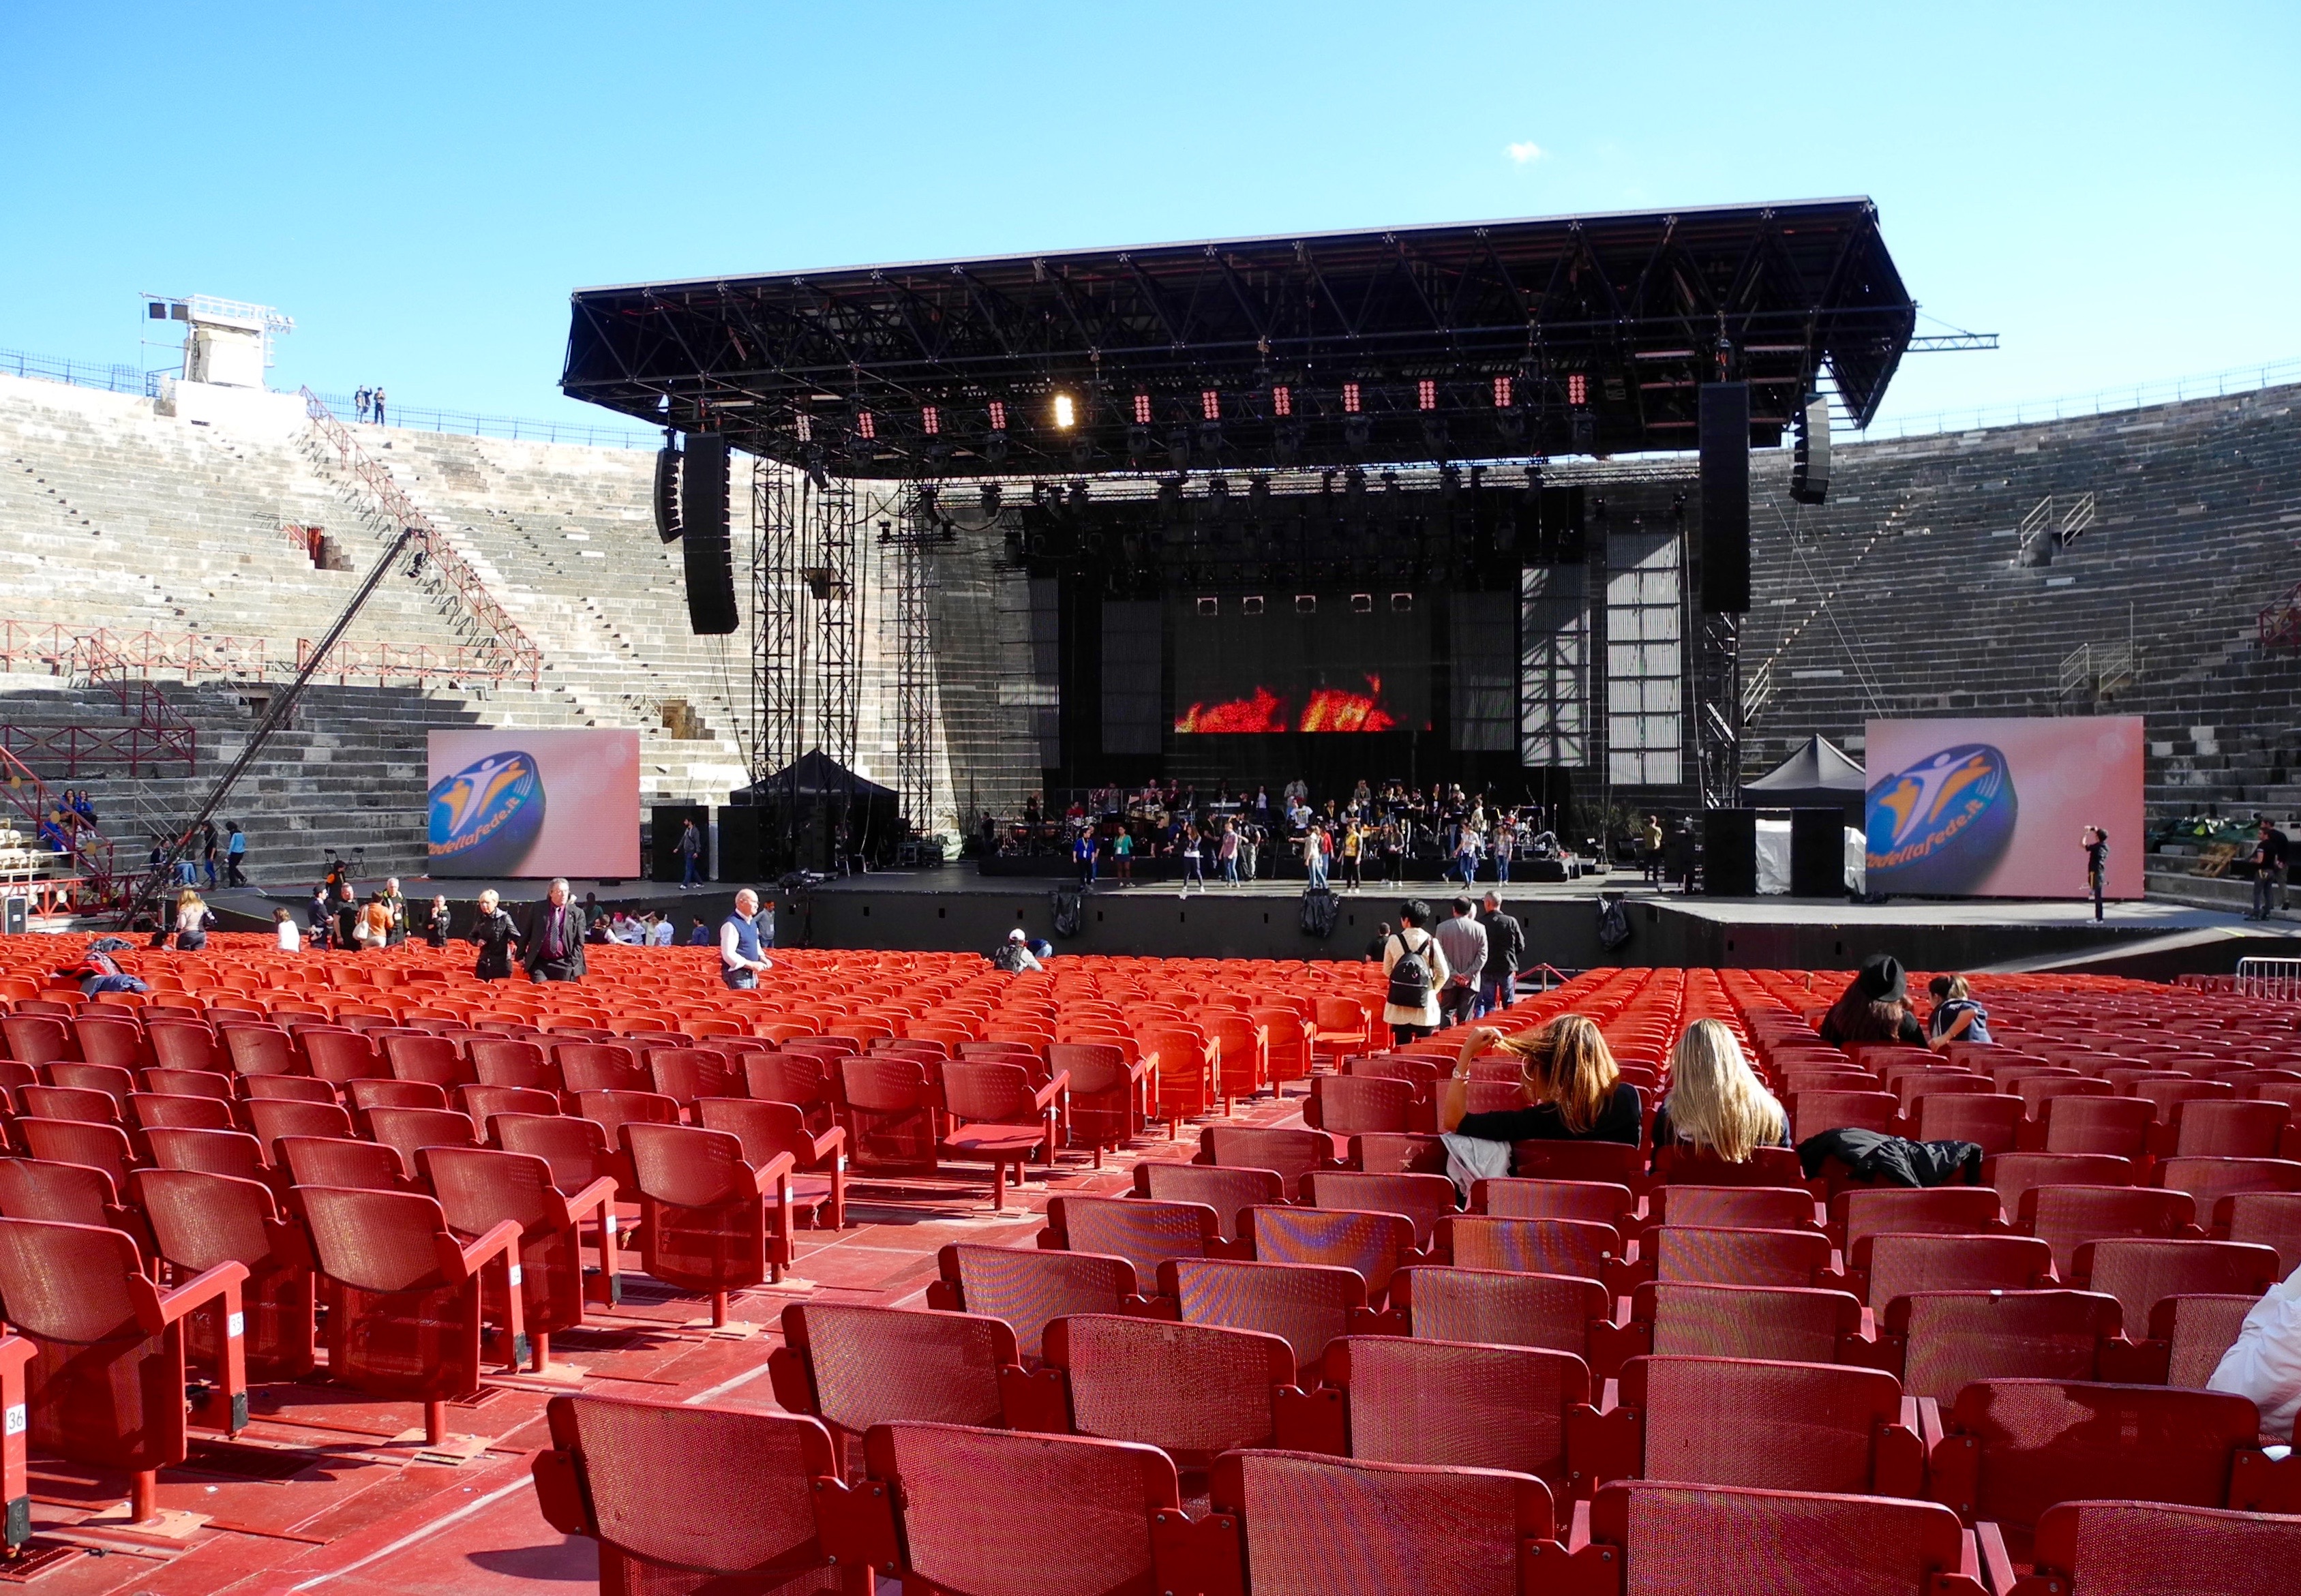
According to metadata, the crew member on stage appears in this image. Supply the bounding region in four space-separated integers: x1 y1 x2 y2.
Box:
720 888 774 990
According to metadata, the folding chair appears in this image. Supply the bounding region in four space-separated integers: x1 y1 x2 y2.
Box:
1877 1289 2126 1402
1207 1447 1561 1594
1197 1124 1340 1194
1438 1214 1623 1283
940 1060 1068 1212
15 1115 135 1186
136 1166 318 1379
1305 1169 1457 1249
1134 1161 1282 1243
298 1185 523 1447
1642 1184 1818 1235
1833 1186 2008 1255
1632 1224 1841 1293
0 1216 246 1525
839 1054 941 1171
1569 1481 1983 1596
2003 1501 2301 1596
426 1145 616 1373
1919 1093 2028 1154
1580 1354 1923 1496
1395 1264 1621 1368
1032 1313 1337 1463
2036 1096 2154 1159
2224 1190 2301 1267
1040 1193 1220 1277
929 1243 1154 1361
20 1083 121 1124
2150 1294 2261 1389
145 1125 271 1184
1854 1232 2056 1312
1925 1381 2285 1559
531 1394 856 1596
303 1029 389 1087
367 1104 480 1172
1323 1334 1593 1488
348 1078 450 1115
1160 1256 1381 1377
696 1098 846 1232
768 1302 1017 1457
622 1121 796 1325
1623 1280 1865 1368
1473 1177 1638 1234
2068 1237 2280 1332
1248 1204 1417 1301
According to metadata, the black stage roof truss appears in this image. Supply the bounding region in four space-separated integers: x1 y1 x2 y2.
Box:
565 199 1913 479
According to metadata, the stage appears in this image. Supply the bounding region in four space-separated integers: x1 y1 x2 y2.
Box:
772 863 2300 976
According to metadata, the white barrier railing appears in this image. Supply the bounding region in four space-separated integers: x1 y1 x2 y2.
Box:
2235 957 2301 1001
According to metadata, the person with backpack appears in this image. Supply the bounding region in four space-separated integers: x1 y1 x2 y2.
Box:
1381 899 1451 1044
990 927 1043 972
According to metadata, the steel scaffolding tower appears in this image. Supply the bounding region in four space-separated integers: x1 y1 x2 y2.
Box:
750 460 862 869
892 490 938 841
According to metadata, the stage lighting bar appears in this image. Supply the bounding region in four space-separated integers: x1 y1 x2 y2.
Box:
988 400 1007 431
1133 393 1153 425
1272 384 1292 417
1567 374 1587 405
1417 379 1437 410
922 405 939 435
857 411 875 440
1342 382 1362 413
1053 393 1076 428
1201 390 1220 421
1493 376 1513 407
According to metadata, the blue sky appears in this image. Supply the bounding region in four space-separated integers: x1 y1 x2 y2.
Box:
4 2 2295 432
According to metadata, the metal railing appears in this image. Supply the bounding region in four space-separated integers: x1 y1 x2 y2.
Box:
1856 356 2301 440
300 389 544 682
2236 957 2301 1002
2058 639 2138 699
0 619 533 689
0 742 117 908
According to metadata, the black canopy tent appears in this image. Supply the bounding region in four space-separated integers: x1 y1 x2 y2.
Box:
732 750 900 871
1743 735 1867 819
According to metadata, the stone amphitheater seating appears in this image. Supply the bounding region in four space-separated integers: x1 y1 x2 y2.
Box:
1739 382 2301 827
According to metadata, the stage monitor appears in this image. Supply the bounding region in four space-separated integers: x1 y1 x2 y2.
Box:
1172 592 1432 733
427 729 641 879
1863 716 2144 899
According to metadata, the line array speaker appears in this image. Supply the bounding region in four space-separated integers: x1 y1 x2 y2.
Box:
1698 382 1751 613
1702 807 1759 897
653 442 684 543
1789 807 1844 897
680 433 738 635
1791 393 1831 505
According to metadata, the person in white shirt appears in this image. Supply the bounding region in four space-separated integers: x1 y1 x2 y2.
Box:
650 914 674 946
273 907 300 951
719 888 774 989
2210 1261 2301 1445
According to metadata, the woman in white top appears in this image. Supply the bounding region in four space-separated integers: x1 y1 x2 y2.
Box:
174 889 211 950
273 907 301 951
1380 898 1452 1043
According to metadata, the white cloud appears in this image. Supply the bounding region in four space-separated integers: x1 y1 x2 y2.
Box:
1506 140 1543 164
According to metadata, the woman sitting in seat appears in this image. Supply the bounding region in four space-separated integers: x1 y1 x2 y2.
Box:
1818 954 1925 1047
1924 974 1993 1050
1649 1019 1790 1171
1441 1013 1642 1147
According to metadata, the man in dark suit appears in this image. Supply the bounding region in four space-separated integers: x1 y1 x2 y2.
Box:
524 877 587 982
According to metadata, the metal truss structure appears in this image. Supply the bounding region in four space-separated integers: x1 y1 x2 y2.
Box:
888 489 942 839
749 460 862 867
1694 609 1744 810
564 199 1914 479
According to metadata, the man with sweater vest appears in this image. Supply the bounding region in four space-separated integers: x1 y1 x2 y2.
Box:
721 888 774 989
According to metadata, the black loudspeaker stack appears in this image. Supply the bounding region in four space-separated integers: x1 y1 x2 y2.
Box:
1789 808 1845 897
648 804 709 882
680 433 739 635
1702 808 1760 897
1791 393 1831 505
1698 382 1751 613
654 442 684 543
715 805 764 883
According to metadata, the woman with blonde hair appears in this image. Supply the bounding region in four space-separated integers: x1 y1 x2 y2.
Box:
173 888 211 951
1441 1012 1642 1147
1651 1019 1790 1171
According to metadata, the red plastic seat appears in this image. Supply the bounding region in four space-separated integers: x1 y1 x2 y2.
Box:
20 1083 122 1124
1438 1214 1623 1282
556 1042 648 1095
1509 1138 1649 1190
425 1145 616 1372
2152 1293 2260 1389
940 1060 1067 1212
148 1023 226 1074
1305 1169 1457 1250
1637 1224 1840 1292
297 1185 523 1445
1038 1313 1333 1464
839 1054 941 1170
1570 1480 1976 1596
127 1090 237 1133
1473 1177 1640 1232
244 1096 356 1160
280 1134 416 1192
1 1015 74 1066
929 1242 1149 1361
459 1084 560 1132
1793 1089 1904 1142
738 1052 836 1134
2019 1184 2198 1274
1878 1289 2126 1402
143 1066 233 1100
530 1394 848 1596
136 1167 318 1379
2039 1095 2154 1158
2009 1501 2301 1596
1925 1380 2280 1560
1048 1042 1147 1163
368 1105 480 1172
384 1032 473 1089
303 1029 389 1086
2068 1237 2281 1330
1653 1143 1807 1188
0 1216 246 1524
1918 1092 2027 1154
2156 1155 2301 1209
2162 1099 2290 1159
242 1073 336 1104
1854 1232 2056 1312
1304 1073 1421 1139
1040 1192 1220 1276
647 1048 736 1111
494 1111 627 1198
1985 1152 2135 1216
145 1125 271 1183
1160 1256 1379 1379
622 1121 796 1325
222 1025 300 1076
1396 1265 1619 1369
47 1060 134 1106
1642 1184 1818 1234
1196 1124 1338 1194
695 1098 847 1231
468 1038 558 1092
1627 1280 1864 1367
348 1078 449 1114
72 1018 150 1071
1325 1334 1592 1489
0 1156 145 1238
16 1115 135 1186
1247 1203 1416 1299
1134 1161 1284 1241
1586 1353 1921 1495
768 1302 1017 1450
2224 1190 2301 1267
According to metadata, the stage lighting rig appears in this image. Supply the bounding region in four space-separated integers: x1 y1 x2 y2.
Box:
1053 393 1077 429
979 482 1002 517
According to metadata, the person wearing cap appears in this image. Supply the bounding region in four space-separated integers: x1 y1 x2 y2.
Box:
991 927 1043 972
1818 953 1925 1047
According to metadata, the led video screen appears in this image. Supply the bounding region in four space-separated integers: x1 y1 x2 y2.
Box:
1172 596 1431 733
426 728 642 879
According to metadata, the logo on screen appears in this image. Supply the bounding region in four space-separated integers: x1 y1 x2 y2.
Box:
1865 743 2018 893
428 751 546 874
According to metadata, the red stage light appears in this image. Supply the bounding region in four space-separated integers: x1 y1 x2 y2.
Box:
989 400 1008 430
1201 390 1220 421
1272 385 1292 417
1492 376 1513 408
1134 393 1152 425
1342 382 1362 414
921 406 939 435
1567 374 1587 406
857 412 875 440
1417 380 1437 411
